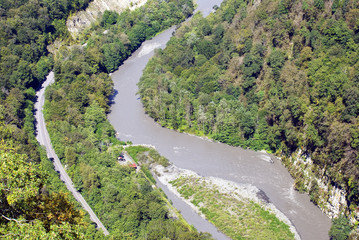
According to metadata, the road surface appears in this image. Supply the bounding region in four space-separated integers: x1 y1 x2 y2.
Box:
35 72 109 236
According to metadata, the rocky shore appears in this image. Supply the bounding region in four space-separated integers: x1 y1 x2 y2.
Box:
152 163 301 240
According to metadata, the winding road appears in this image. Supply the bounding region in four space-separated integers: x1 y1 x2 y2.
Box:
35 72 109 236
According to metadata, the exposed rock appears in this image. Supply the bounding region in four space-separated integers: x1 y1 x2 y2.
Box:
67 0 147 37
288 149 357 223
327 186 348 219
153 164 301 240
248 0 262 12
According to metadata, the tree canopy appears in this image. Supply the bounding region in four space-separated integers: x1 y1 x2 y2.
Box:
138 0 359 231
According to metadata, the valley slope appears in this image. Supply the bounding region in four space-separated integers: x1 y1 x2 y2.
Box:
138 0 359 236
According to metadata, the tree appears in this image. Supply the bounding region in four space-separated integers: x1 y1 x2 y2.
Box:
0 141 45 206
101 10 119 28
65 147 77 167
268 50 285 80
0 141 85 238
10 60 33 89
4 88 25 126
329 215 352 240
213 24 224 45
195 40 216 59
0 220 84 240
79 163 100 191
102 42 126 73
84 101 106 130
36 56 53 81
314 0 324 9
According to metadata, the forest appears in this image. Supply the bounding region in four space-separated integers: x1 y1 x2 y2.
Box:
0 0 212 238
2 0 359 238
0 0 97 238
138 0 359 236
40 0 212 238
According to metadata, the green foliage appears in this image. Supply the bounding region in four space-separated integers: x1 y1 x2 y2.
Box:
0 89 40 161
75 0 195 74
0 0 90 92
0 220 84 240
0 141 90 239
101 10 119 28
40 0 214 238
127 146 170 167
329 216 353 240
268 50 286 80
52 19 70 39
1 0 200 238
101 42 127 73
0 143 45 205
314 0 324 9
141 165 157 184
45 80 208 238
84 101 107 130
278 0 291 15
171 175 295 239
138 0 359 224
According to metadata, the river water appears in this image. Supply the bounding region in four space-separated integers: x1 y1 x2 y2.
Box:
108 0 332 239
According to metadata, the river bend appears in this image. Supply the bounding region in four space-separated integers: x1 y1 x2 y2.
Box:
108 1 332 239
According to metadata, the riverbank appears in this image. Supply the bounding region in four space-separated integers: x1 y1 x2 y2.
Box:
127 145 300 239
109 17 332 238
153 163 300 240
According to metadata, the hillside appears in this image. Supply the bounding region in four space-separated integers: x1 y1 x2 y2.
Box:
138 0 359 237
66 0 147 37
0 0 205 239
0 0 103 238
39 0 215 238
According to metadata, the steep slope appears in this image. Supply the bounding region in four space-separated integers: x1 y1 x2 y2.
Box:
0 0 199 238
138 0 359 233
66 0 147 37
41 0 215 238
0 0 103 238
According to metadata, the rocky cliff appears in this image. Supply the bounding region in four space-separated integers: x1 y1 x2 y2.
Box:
67 0 147 37
283 150 359 224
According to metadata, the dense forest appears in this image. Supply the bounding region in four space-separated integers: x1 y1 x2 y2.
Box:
73 0 194 73
0 0 211 239
41 0 211 238
0 0 95 167
0 0 102 238
2 0 358 238
138 0 359 235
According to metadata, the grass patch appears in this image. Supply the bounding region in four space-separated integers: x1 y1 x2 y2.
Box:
141 165 156 184
126 146 150 163
126 146 169 167
170 176 295 240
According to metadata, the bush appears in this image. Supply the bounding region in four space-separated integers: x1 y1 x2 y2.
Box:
329 215 352 240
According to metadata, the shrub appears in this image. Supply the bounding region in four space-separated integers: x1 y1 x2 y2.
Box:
329 215 352 240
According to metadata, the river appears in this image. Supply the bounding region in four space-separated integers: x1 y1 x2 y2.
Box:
108 0 332 239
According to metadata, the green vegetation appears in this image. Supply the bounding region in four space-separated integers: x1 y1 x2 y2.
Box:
75 0 194 73
127 146 170 167
329 215 353 240
170 175 294 239
126 146 150 163
0 0 105 238
44 92 209 238
124 146 203 232
0 0 91 94
0 141 101 239
127 146 171 184
0 0 203 238
40 0 212 238
138 0 359 228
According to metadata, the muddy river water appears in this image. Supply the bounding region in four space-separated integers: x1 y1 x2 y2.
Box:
108 0 332 239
